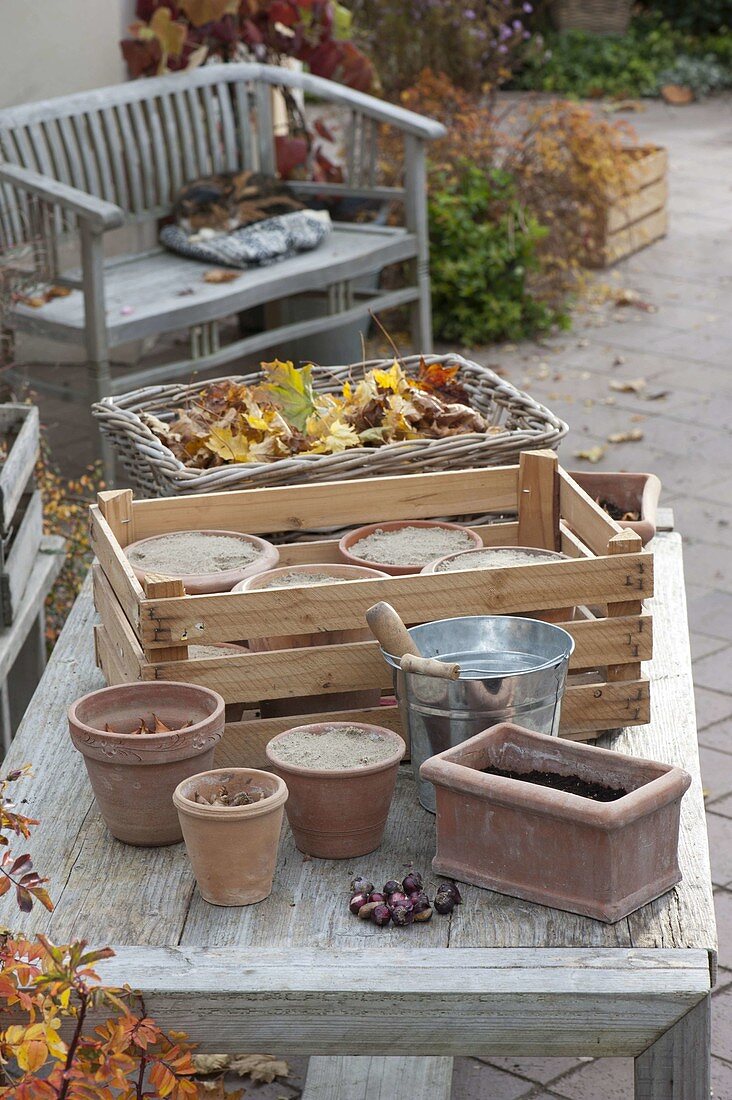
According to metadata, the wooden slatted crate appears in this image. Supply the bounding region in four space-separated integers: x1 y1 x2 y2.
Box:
90 451 653 768
586 145 668 269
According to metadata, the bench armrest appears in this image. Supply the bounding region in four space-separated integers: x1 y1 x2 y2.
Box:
0 164 124 231
259 66 446 141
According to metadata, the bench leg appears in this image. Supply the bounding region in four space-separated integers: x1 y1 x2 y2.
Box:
634 995 711 1099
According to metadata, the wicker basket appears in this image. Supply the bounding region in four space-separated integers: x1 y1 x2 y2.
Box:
550 0 632 34
93 355 568 497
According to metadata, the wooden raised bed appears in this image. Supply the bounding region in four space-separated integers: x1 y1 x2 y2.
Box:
587 145 668 269
90 451 653 768
0 403 39 535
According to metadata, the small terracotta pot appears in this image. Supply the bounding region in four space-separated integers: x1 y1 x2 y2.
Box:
68 682 225 847
339 520 483 576
421 722 691 923
421 545 575 623
125 529 280 593
233 563 388 718
174 768 288 906
265 722 405 858
569 471 662 546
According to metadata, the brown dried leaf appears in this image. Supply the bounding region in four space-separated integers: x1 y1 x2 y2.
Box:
193 1054 230 1076
607 429 644 443
152 713 173 733
573 445 606 464
609 378 646 394
203 269 240 284
229 1054 290 1083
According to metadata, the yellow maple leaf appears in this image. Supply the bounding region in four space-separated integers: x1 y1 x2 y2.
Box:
206 426 251 463
309 418 361 454
371 361 405 393
179 0 239 29
260 360 316 430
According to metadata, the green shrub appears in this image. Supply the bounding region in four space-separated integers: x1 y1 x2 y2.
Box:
428 164 565 346
638 0 732 36
516 16 732 98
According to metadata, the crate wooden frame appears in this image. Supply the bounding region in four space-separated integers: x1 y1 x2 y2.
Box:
90 451 653 768
0 402 39 535
587 145 668 269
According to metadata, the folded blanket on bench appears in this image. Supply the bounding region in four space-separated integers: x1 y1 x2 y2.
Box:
160 209 332 269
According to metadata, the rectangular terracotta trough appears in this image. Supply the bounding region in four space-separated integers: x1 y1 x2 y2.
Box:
421 723 691 923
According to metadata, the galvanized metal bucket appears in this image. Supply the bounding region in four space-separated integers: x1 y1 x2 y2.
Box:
381 616 575 812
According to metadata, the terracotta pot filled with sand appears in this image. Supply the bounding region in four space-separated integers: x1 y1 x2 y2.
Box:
266 722 405 858
124 529 279 593
339 520 482 576
174 768 288 906
233 563 388 718
421 545 575 622
68 681 225 846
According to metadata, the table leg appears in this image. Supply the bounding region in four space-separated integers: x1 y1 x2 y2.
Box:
634 995 711 1099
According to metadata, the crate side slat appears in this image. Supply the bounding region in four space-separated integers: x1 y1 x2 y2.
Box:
90 505 145 634
128 466 521 539
1 490 43 626
0 404 39 533
558 469 623 555
138 554 654 648
91 564 145 682
135 613 652 701
559 522 594 560
214 678 651 769
94 623 132 687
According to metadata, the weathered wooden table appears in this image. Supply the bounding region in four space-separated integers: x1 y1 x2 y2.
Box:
0 533 716 1099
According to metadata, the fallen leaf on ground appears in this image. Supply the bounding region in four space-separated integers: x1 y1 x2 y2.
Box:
204 269 240 283
613 288 657 312
613 354 626 366
602 99 646 113
607 429 644 443
193 1055 230 1076
661 83 694 105
47 285 72 299
644 389 670 401
574 445 606 463
610 378 646 394
196 1081 244 1098
229 1054 290 1083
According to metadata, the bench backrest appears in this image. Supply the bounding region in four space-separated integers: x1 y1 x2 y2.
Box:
0 63 408 249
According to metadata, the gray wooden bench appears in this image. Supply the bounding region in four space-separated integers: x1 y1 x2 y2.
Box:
0 532 716 1098
0 64 444 475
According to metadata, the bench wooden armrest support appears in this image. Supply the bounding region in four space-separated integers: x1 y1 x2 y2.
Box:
0 163 124 230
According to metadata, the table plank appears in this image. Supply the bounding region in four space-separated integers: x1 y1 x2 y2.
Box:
0 534 716 972
302 1057 453 1099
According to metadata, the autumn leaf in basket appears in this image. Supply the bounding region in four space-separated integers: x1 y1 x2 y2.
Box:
258 359 317 430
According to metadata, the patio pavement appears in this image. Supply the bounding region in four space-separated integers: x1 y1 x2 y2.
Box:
13 95 732 1097
449 93 732 1099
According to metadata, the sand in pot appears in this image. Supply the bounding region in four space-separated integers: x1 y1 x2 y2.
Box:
127 532 259 575
261 571 340 588
434 547 566 571
269 724 397 770
125 529 279 594
350 526 476 568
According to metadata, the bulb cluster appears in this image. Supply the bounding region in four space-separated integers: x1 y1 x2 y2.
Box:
348 873 462 928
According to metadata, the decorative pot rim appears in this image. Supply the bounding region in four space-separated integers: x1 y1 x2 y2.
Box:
173 768 288 820
265 721 406 779
232 561 389 592
338 519 482 575
421 723 690 830
421 545 570 575
124 529 280 591
68 681 225 759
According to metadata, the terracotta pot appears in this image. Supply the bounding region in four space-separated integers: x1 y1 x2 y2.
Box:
339 520 483 576
421 545 575 623
421 723 691 923
68 682 225 847
569 471 662 546
265 722 405 858
125 529 280 593
233 563 388 718
174 768 287 906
